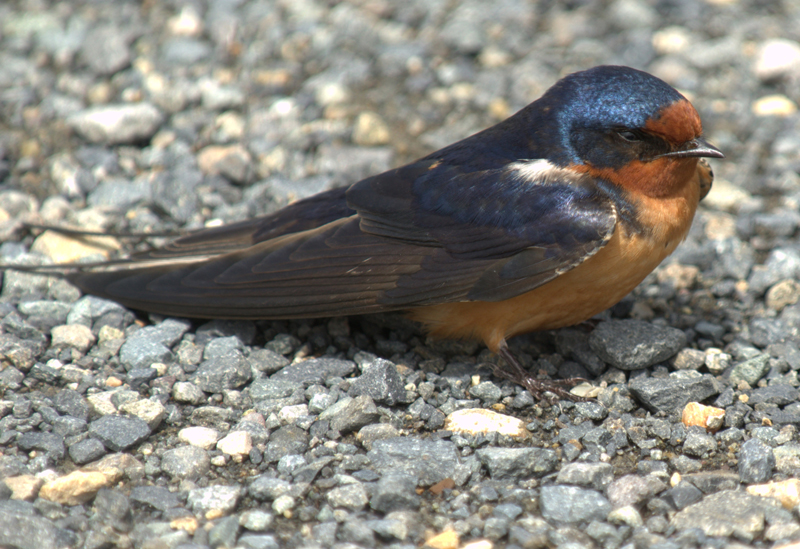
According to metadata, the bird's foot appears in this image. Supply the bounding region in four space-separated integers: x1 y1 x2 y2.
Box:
496 345 589 402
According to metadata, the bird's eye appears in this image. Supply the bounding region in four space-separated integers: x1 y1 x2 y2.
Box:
618 130 639 142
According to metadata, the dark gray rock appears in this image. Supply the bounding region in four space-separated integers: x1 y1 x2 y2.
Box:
0 511 75 549
369 473 420 513
130 485 181 511
249 476 291 501
475 447 558 480
54 389 89 421
17 432 65 462
368 437 459 486
68 437 106 465
265 425 309 462
671 490 790 541
629 372 720 414
193 351 252 392
738 437 775 483
590 320 687 370
89 415 151 451
271 357 356 385
320 395 380 434
660 481 703 510
348 356 405 406
556 462 614 491
539 485 611 524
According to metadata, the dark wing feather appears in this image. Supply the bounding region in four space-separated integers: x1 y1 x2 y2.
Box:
66 158 618 319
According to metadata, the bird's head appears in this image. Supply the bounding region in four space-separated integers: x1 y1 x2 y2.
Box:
536 65 723 198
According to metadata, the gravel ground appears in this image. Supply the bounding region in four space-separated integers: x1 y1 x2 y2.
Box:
1 1 800 548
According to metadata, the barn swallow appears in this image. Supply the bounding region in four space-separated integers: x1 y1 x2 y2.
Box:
5 66 722 399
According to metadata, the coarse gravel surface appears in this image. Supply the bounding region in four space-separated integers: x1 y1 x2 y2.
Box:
2 1 800 548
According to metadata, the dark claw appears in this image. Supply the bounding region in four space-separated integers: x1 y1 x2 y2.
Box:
496 345 591 403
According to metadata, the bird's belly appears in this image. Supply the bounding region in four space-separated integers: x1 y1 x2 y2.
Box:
409 226 685 351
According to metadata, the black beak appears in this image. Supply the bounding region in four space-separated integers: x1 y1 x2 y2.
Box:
657 137 724 159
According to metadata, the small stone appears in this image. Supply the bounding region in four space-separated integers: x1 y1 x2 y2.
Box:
89 415 151 451
367 437 460 487
50 324 96 353
187 485 241 515
607 505 643 528
766 279 800 311
444 408 529 438
752 95 797 117
352 111 391 146
69 438 107 465
130 485 182 511
217 431 253 457
326 482 368 511
178 426 220 450
682 402 725 432
606 474 667 508
556 462 615 492
193 353 252 393
197 144 252 184
39 470 112 505
738 438 776 484
68 103 164 145
348 355 405 406
670 348 705 370
249 476 291 501
32 231 119 263
475 447 558 479
629 371 720 414
239 510 274 531
319 395 380 434
590 320 687 370
424 529 459 549
755 39 800 81
172 381 206 404
704 348 732 375
670 490 787 541
370 473 420 513
730 354 771 386
747 479 800 509
539 485 612 524
3 475 43 501
160 445 210 480
118 398 166 430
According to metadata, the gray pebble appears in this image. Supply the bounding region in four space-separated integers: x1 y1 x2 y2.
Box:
738 437 776 483
68 103 163 145
539 485 611 524
89 415 151 452
475 447 558 479
160 445 210 480
590 320 687 370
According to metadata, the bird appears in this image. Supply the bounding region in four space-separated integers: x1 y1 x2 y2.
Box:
5 65 723 399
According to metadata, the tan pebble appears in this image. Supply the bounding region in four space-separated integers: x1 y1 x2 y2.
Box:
766 279 800 311
682 402 725 432
216 431 253 456
444 408 529 438
31 229 119 263
39 471 111 505
748 479 800 509
170 516 199 534
352 111 390 146
205 509 225 520
105 377 123 387
423 528 459 549
752 94 797 116
51 324 97 353
462 540 494 549
4 474 43 501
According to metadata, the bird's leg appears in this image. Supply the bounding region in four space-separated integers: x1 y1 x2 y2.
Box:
495 342 588 402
